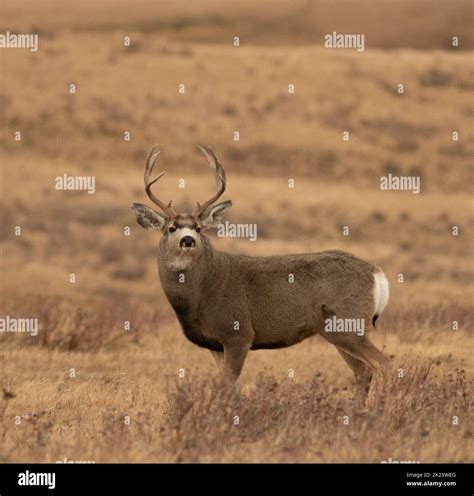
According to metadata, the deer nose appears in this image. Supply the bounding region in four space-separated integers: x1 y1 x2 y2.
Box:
180 236 195 248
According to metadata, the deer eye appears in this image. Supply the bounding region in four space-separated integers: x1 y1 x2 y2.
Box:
168 225 177 233
195 226 201 233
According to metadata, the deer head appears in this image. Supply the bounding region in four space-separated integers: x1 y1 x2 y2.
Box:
131 145 232 269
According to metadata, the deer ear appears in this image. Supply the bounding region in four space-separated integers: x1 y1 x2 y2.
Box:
199 200 232 228
131 203 167 230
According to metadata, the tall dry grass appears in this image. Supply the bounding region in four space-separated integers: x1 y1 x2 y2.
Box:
0 354 471 462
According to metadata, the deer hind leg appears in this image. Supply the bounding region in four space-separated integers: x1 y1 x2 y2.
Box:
319 304 387 368
321 325 387 402
335 336 388 403
337 348 374 407
331 334 388 373
345 336 387 370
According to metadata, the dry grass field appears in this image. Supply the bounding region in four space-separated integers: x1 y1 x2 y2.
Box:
0 0 473 463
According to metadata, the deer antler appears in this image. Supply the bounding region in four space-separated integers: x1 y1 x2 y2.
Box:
193 145 227 217
144 145 176 218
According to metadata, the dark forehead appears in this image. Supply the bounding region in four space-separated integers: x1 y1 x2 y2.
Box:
172 214 197 228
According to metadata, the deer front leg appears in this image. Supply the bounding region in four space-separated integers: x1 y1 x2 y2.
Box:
210 350 223 373
222 343 250 380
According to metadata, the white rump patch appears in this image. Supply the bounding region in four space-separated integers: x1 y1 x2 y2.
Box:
373 270 389 316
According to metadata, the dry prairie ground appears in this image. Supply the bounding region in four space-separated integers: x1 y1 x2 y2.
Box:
2 0 473 49
0 0 473 463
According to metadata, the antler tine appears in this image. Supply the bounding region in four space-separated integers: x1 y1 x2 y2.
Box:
193 145 227 217
144 145 176 217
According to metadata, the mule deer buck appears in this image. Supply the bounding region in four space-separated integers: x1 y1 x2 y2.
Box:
131 145 389 402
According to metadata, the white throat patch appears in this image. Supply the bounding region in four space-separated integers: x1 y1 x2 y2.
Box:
168 254 194 271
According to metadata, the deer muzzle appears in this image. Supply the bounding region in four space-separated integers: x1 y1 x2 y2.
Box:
179 235 196 249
